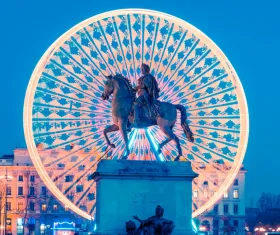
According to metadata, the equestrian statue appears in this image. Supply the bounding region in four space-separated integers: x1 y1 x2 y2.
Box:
101 63 194 161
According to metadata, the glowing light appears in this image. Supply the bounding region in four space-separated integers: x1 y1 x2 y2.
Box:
146 129 164 161
0 175 13 180
128 130 137 149
23 8 249 220
192 219 198 233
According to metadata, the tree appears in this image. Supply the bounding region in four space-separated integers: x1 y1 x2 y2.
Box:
257 193 280 213
0 182 5 235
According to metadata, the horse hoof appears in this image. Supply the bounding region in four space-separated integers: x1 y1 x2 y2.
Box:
174 156 180 161
109 144 116 148
121 156 128 160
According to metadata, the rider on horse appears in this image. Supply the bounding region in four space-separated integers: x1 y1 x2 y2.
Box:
134 63 160 124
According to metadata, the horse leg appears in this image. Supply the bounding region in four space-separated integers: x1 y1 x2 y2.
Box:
158 124 174 152
103 124 119 148
158 138 171 153
159 125 182 161
119 119 130 160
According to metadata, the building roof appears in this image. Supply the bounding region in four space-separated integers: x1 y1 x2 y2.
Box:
0 154 14 159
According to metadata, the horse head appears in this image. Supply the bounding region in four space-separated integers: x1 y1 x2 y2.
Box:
101 75 114 100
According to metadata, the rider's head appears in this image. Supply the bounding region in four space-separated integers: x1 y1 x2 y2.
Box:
155 205 164 218
141 63 150 75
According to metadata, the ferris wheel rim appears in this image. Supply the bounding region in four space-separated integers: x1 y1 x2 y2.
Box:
23 8 249 220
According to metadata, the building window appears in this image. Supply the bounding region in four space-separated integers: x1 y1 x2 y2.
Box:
213 219 219 229
29 186 35 196
18 175 23 182
6 186 12 195
234 204 239 214
53 204 58 211
233 220 239 227
193 190 198 198
6 202 11 211
223 204 229 214
18 186 23 196
214 204 219 213
234 179 239 185
18 201 24 211
17 218 24 235
223 190 228 199
41 186 46 195
30 175 35 182
41 204 46 211
233 189 239 199
65 206 69 212
204 191 208 198
30 202 35 211
224 220 229 227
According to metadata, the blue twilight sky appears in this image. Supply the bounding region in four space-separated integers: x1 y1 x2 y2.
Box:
1 0 279 205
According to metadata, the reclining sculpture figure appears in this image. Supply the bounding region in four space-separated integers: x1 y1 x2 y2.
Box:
126 205 175 235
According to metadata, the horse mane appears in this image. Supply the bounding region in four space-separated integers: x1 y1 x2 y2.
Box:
114 73 135 99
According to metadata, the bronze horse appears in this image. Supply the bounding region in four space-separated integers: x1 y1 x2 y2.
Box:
101 74 194 161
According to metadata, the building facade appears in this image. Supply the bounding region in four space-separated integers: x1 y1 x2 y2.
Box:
0 149 90 235
196 166 246 235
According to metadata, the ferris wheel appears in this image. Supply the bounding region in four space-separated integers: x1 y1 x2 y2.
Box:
23 9 249 220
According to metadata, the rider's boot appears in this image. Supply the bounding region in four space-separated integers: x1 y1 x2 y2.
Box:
133 105 140 127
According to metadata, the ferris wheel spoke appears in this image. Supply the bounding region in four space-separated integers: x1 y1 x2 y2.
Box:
161 60 221 100
175 73 228 101
50 148 102 181
161 49 212 95
126 14 139 82
154 23 175 77
33 124 96 138
63 146 109 195
157 30 188 81
43 134 104 167
96 21 122 74
192 166 221 188
75 182 96 207
183 124 240 146
49 59 103 96
158 38 200 90
193 133 238 148
187 101 238 113
70 36 109 81
111 16 134 79
45 129 103 150
40 72 103 102
112 15 138 83
129 14 145 78
171 86 235 104
35 87 108 111
148 16 160 70
173 126 235 162
188 115 239 120
58 46 105 84
83 28 115 75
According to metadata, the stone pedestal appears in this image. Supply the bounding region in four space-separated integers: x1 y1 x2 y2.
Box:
93 160 198 235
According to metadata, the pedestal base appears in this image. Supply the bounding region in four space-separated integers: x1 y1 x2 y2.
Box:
92 160 197 235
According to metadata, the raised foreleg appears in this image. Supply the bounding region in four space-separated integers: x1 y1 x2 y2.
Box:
103 124 119 148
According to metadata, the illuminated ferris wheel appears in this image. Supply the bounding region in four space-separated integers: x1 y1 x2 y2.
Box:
23 9 249 220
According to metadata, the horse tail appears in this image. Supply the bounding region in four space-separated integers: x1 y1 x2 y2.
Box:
175 104 194 143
